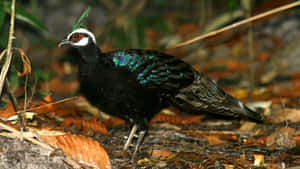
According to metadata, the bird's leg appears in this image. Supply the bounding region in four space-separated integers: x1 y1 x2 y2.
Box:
123 124 138 151
131 130 146 161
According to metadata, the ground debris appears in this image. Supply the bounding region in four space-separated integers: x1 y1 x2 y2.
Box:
0 136 68 169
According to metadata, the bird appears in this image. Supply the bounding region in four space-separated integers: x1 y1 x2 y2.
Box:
59 28 264 160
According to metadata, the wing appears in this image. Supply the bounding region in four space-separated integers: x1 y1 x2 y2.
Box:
109 49 194 92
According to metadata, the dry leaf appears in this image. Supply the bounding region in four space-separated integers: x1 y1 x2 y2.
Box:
272 108 300 123
256 52 270 62
238 122 257 132
43 95 53 103
245 136 267 145
150 113 204 125
29 96 80 117
61 117 108 135
148 149 173 160
0 104 17 119
267 127 296 149
230 89 248 100
40 78 79 94
176 22 198 39
42 133 111 169
225 60 248 71
102 117 126 127
254 154 264 166
205 135 225 145
293 135 300 146
15 48 31 76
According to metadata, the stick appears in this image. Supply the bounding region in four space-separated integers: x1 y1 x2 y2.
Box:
167 1 300 49
0 0 16 95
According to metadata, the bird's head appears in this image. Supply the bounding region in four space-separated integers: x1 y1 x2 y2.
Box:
59 28 96 48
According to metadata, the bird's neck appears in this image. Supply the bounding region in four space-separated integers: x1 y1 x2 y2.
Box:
77 43 102 63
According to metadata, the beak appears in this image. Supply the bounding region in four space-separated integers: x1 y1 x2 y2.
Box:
58 39 71 47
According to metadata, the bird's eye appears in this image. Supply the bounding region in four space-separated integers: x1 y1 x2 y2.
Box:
71 33 84 42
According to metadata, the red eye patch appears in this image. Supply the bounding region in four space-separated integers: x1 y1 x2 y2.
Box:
70 33 84 42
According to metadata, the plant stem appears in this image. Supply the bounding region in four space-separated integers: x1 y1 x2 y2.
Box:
5 79 19 112
0 0 16 96
6 0 24 140
6 0 15 75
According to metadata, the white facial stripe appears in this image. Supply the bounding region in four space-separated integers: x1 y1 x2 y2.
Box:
67 28 96 44
72 37 89 46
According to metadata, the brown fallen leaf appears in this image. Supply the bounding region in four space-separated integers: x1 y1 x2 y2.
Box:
61 117 108 136
0 103 17 119
256 51 270 62
272 108 300 123
290 72 300 80
267 127 296 149
150 113 204 125
40 78 79 95
42 133 111 169
246 136 267 145
28 96 81 117
229 88 248 100
238 122 257 132
278 85 300 98
102 117 126 127
176 22 199 39
293 135 300 146
186 130 238 142
225 60 248 71
148 149 173 160
204 135 225 145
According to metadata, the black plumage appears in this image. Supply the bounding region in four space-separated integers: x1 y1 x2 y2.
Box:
59 28 264 159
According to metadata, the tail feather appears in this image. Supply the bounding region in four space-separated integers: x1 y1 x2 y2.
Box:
172 71 264 122
243 105 264 122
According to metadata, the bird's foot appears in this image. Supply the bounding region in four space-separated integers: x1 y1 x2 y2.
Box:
123 124 138 151
131 130 146 161
122 124 147 162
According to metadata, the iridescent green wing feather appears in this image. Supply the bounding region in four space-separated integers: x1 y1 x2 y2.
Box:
110 49 194 91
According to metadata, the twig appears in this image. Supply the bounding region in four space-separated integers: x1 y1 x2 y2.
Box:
16 96 79 114
0 0 16 96
167 1 300 49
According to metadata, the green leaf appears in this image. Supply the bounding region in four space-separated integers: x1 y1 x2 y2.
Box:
108 26 132 48
38 90 49 97
228 0 240 14
4 1 47 30
0 101 8 109
34 69 42 83
218 77 241 85
41 71 52 81
0 31 8 49
0 2 5 29
72 7 90 31
30 0 40 18
204 65 226 72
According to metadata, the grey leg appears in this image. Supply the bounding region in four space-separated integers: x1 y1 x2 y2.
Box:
131 130 146 161
123 124 138 151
